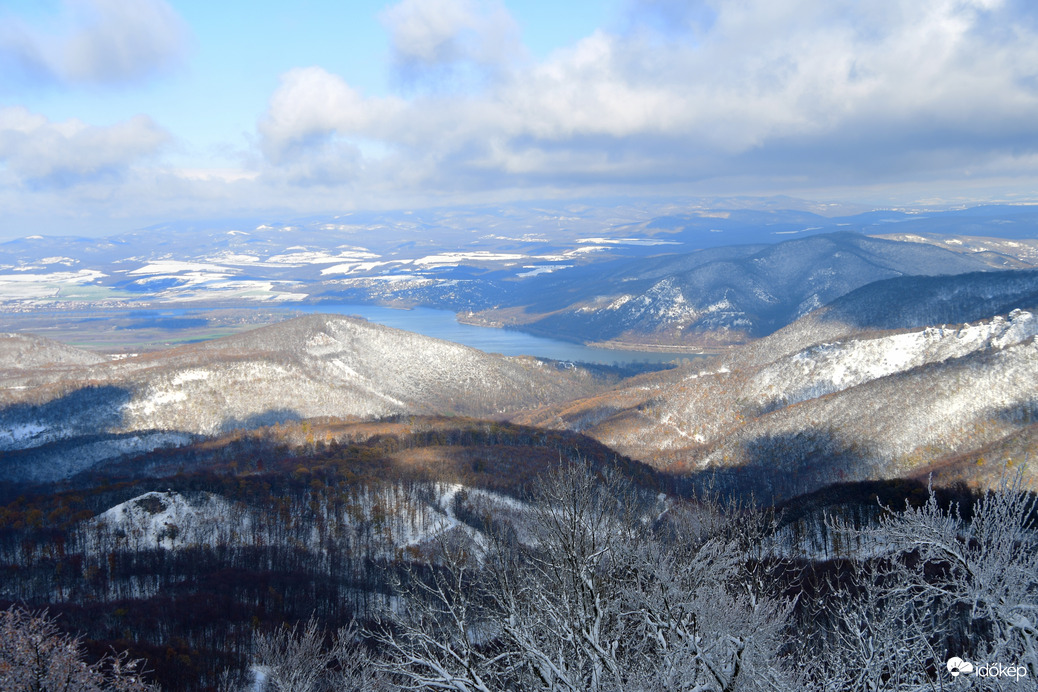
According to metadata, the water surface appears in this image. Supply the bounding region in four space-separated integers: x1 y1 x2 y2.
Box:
292 303 700 365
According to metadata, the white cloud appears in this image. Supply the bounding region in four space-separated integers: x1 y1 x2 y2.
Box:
0 106 170 187
260 67 388 161
254 0 1038 196
0 0 189 87
257 67 407 184
380 0 521 70
6 0 1038 236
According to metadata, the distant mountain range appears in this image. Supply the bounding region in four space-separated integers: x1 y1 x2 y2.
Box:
2 201 1037 497
477 232 1032 348
3 201 1037 348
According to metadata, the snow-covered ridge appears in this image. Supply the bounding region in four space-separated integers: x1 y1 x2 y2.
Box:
1 315 604 480
749 310 1038 410
81 484 531 558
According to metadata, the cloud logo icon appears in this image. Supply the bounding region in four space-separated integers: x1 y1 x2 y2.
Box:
947 657 975 677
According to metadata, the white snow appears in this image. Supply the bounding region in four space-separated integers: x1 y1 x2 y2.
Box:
751 310 1038 408
320 260 405 275
412 252 527 267
0 422 47 447
171 369 212 386
562 246 609 256
0 269 106 283
517 264 573 277
576 237 681 246
86 491 242 550
607 295 633 310
129 261 234 275
123 388 188 417
157 281 309 302
266 250 381 265
203 252 262 265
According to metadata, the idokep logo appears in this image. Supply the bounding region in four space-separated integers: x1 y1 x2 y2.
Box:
947 657 974 677
947 656 1029 682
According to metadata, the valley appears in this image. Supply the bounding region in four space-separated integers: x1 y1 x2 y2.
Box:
4 204 1038 520
2 201 1038 691
6 203 1038 353
7 1 1038 687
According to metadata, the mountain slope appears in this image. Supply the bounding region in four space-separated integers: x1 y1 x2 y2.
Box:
514 273 1038 497
696 335 1038 498
0 315 608 481
0 333 107 373
479 233 1012 347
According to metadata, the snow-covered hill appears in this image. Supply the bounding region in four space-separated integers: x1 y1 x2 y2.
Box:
517 282 1038 497
483 233 1017 348
0 315 606 481
747 310 1038 412
0 333 106 372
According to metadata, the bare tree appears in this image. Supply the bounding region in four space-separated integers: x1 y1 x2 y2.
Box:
801 472 1038 690
0 606 154 692
372 459 799 691
872 474 1038 677
253 616 381 692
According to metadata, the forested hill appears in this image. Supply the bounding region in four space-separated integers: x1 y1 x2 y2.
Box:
515 270 1038 500
0 417 661 689
474 232 1020 347
0 315 612 483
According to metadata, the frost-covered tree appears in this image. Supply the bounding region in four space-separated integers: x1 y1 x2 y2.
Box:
622 502 797 692
801 473 1038 690
252 616 382 692
370 545 506 692
373 460 798 691
873 475 1038 677
796 559 940 691
0 606 154 692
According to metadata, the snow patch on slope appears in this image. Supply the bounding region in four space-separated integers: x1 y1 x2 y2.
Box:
750 310 1038 410
86 491 242 550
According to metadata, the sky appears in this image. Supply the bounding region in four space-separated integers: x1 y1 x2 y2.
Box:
1 0 1038 238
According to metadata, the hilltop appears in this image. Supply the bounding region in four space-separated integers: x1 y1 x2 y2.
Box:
0 315 609 482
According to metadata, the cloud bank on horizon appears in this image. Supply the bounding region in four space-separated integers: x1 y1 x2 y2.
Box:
1 0 1038 236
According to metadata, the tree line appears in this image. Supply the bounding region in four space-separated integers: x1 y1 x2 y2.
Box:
1 434 1036 690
